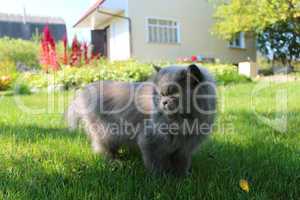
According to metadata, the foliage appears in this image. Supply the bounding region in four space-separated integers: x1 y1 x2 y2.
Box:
202 64 252 84
19 73 49 89
203 63 237 74
212 0 300 40
0 60 19 91
0 75 12 91
0 37 40 68
215 70 251 85
0 59 16 76
23 60 154 90
19 61 249 91
31 31 42 44
212 0 300 66
14 83 32 95
257 20 300 67
258 68 274 76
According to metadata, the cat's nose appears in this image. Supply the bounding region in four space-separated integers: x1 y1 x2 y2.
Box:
162 100 168 106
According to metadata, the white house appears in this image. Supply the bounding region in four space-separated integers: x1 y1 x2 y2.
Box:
74 0 257 63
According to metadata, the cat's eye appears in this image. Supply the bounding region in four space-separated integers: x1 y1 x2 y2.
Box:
171 92 181 98
168 85 178 95
160 91 166 96
160 85 181 97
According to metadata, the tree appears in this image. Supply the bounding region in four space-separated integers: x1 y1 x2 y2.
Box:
212 0 300 66
257 20 300 67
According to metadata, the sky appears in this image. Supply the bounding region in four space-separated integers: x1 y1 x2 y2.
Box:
0 0 95 42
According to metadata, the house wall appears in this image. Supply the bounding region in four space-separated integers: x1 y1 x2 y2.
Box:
101 0 129 13
99 0 131 60
128 0 257 63
107 19 131 60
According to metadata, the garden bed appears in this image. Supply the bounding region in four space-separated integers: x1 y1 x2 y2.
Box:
0 37 252 94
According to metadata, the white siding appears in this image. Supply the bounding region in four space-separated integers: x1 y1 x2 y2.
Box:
102 0 129 14
101 0 130 60
128 0 257 63
108 18 130 60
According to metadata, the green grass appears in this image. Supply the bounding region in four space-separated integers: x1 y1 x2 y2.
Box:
0 82 300 199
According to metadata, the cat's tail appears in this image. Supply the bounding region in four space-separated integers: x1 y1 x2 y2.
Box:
65 102 80 132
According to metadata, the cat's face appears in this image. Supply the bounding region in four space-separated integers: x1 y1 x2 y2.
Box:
153 64 204 118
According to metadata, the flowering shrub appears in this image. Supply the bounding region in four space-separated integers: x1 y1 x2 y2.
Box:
177 56 199 63
39 25 99 69
69 37 91 66
19 60 250 93
0 59 18 91
39 25 100 68
191 55 198 62
21 60 153 90
62 34 68 65
70 36 82 66
83 42 89 64
0 59 16 75
40 25 59 72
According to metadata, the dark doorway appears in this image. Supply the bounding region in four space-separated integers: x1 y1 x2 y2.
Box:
91 27 108 57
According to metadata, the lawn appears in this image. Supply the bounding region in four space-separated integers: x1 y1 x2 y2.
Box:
0 82 299 200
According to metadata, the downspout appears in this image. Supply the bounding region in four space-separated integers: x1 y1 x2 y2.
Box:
96 8 133 58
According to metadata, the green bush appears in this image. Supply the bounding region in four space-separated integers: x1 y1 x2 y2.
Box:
20 60 250 91
215 70 251 85
259 68 274 76
19 73 48 90
22 60 154 90
58 61 153 89
0 75 13 91
0 59 16 75
14 83 32 95
0 37 251 91
0 37 40 69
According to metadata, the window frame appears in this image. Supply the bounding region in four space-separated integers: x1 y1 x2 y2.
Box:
145 17 181 45
229 32 246 49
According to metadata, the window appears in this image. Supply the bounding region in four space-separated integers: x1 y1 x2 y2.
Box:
147 18 180 44
229 32 245 48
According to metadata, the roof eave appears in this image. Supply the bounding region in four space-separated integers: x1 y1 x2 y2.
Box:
73 0 106 28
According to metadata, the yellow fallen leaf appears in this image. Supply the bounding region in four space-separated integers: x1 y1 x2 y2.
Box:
239 179 250 193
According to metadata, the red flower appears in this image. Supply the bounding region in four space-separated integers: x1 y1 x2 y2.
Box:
62 33 68 65
191 55 198 62
91 52 101 60
70 36 82 66
82 42 89 64
40 25 59 71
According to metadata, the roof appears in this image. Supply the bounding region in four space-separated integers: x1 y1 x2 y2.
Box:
74 0 106 27
0 13 65 25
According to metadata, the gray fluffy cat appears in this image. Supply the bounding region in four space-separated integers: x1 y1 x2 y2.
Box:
67 64 216 176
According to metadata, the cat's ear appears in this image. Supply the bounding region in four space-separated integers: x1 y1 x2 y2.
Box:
187 64 204 82
153 65 161 72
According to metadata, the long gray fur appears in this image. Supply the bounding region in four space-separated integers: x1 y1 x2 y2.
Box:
66 64 217 176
